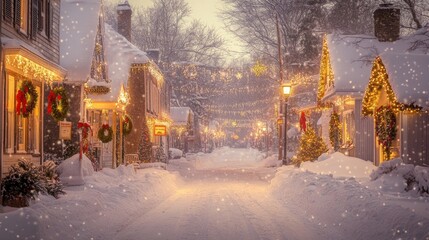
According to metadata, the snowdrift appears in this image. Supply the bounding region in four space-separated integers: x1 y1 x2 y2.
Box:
57 153 94 186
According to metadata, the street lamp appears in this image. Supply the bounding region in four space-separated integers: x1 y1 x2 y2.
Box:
282 84 292 165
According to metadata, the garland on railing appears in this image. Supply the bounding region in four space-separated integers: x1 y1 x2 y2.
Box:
16 80 38 118
374 106 397 160
78 122 92 153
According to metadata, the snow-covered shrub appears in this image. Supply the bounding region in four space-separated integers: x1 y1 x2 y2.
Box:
169 148 183 159
40 161 66 199
414 166 429 195
370 158 402 180
154 144 168 163
1 160 45 207
370 158 429 196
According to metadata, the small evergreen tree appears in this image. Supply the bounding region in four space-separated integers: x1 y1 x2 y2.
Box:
329 112 342 151
294 126 328 166
138 118 153 163
154 143 168 163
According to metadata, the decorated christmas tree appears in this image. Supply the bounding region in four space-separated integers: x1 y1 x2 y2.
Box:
154 143 168 163
138 118 153 163
329 112 342 151
294 126 328 166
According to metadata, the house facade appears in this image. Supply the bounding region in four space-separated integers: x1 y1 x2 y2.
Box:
1 0 66 176
170 107 195 152
317 4 429 165
362 53 429 166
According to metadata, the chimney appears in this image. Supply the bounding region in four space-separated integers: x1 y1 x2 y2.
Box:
374 3 400 42
117 0 132 41
146 49 161 64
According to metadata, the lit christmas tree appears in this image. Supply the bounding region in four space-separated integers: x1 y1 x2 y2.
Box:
138 118 153 163
329 112 342 151
295 126 328 165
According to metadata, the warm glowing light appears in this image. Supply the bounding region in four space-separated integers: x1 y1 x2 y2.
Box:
5 54 61 84
282 84 291 96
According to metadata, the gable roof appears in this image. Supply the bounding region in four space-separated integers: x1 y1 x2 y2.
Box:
362 53 429 115
60 0 103 83
318 26 429 102
88 24 152 102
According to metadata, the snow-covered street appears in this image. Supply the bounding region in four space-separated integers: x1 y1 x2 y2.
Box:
1 147 429 240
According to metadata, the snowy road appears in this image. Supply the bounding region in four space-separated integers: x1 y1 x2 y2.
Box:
116 148 328 240
116 171 324 240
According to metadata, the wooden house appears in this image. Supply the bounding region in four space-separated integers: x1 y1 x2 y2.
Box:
1 0 66 176
317 4 429 164
362 53 429 166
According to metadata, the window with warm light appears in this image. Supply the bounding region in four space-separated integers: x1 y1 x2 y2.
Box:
20 0 29 34
5 74 42 155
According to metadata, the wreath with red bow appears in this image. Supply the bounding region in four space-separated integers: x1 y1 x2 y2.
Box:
375 106 397 160
16 80 38 118
98 124 113 143
48 87 69 122
122 114 133 136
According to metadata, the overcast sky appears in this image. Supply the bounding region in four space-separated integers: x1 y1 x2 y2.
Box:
117 0 247 62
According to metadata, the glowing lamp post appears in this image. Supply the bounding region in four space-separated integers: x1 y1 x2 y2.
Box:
282 84 291 165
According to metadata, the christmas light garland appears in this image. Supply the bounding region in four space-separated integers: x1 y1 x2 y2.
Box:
329 112 342 151
317 36 335 105
374 106 397 160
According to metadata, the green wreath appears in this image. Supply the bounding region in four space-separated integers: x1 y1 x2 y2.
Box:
375 106 397 160
123 114 133 136
98 124 113 143
16 80 38 118
48 87 69 122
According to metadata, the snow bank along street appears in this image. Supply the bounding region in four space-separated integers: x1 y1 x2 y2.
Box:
1 147 429 239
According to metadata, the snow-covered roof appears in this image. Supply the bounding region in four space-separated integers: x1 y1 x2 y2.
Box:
89 24 151 102
171 107 192 125
380 53 429 109
322 26 429 100
60 0 101 83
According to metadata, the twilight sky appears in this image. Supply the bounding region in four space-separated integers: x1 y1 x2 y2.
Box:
117 0 247 62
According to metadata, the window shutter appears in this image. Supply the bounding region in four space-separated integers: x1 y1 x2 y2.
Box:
45 0 52 39
31 0 38 38
14 0 21 29
4 0 13 21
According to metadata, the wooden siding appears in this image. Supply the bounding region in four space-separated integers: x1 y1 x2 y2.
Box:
1 0 61 63
354 100 375 162
401 113 429 166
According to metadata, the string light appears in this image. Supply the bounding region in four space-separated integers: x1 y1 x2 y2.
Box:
317 36 335 106
5 54 61 84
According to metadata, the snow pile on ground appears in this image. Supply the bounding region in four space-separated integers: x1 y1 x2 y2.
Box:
140 162 167 169
270 167 429 239
0 166 180 240
169 148 183 159
300 152 376 180
57 153 95 186
195 147 265 169
261 154 282 167
369 158 429 196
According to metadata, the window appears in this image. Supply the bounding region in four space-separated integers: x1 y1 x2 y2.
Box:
4 73 42 155
38 0 45 33
19 0 29 34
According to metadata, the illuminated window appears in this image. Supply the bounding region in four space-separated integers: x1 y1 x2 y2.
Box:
4 74 42 155
20 0 29 34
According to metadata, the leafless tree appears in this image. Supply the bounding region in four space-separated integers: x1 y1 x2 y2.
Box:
104 0 224 66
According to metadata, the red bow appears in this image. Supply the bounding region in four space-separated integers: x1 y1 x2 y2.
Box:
16 89 27 115
102 124 109 129
47 90 56 114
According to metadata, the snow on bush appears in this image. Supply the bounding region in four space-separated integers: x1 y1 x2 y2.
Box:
370 158 429 196
169 148 184 159
261 154 282 167
57 153 94 186
301 152 376 179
